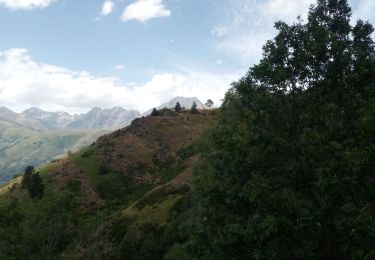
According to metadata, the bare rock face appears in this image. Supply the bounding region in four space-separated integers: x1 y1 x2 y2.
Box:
22 107 78 130
67 107 140 130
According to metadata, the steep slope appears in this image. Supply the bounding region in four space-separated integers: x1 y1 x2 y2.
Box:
0 109 217 259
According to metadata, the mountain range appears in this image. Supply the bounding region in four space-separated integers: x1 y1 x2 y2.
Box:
1 96 206 130
0 97 207 184
1 106 140 131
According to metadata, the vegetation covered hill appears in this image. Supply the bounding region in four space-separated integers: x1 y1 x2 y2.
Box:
0 105 141 184
0 119 108 185
0 109 217 259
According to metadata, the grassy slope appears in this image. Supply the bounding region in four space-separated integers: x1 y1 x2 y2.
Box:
0 110 217 259
0 120 108 185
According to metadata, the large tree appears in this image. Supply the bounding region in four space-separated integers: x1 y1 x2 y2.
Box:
192 0 375 259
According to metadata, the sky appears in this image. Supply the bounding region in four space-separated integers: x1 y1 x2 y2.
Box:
0 0 374 114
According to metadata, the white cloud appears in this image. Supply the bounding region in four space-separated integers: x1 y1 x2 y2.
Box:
0 49 236 113
213 0 375 65
131 70 238 111
101 0 114 16
114 64 125 70
0 0 55 10
212 0 314 65
211 26 229 37
352 0 375 24
121 0 171 23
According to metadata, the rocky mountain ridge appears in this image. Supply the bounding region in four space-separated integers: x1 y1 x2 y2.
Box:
143 96 207 116
18 106 140 130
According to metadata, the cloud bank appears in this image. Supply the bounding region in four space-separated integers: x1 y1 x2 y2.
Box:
121 0 171 23
0 49 236 114
0 0 55 10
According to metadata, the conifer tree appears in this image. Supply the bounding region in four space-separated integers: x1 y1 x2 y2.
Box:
28 173 44 199
21 166 34 189
174 102 182 113
151 108 159 116
190 102 198 114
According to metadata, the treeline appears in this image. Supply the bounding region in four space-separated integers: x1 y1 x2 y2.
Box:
151 100 206 116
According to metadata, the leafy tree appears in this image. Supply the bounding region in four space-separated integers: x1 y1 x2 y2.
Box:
190 102 198 114
175 102 182 113
191 0 375 259
205 99 214 108
151 108 159 116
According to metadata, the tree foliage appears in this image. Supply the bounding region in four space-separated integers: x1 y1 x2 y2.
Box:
28 173 45 199
22 166 45 199
191 102 199 114
151 108 159 116
192 0 375 259
21 165 34 189
205 99 214 108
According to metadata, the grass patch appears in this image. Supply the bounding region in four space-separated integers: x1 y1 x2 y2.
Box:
0 177 22 198
177 142 199 160
134 186 189 210
160 161 186 184
123 194 183 226
72 148 152 207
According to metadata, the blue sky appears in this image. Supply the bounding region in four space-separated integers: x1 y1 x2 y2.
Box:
0 0 374 113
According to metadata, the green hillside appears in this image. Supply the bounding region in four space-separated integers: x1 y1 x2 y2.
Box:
0 120 108 185
0 110 217 259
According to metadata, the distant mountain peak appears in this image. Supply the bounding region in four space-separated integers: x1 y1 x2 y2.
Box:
67 107 140 130
0 106 15 114
142 96 206 116
22 107 48 117
0 107 18 121
22 106 44 113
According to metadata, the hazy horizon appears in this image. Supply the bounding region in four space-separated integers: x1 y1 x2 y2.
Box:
1 96 206 115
